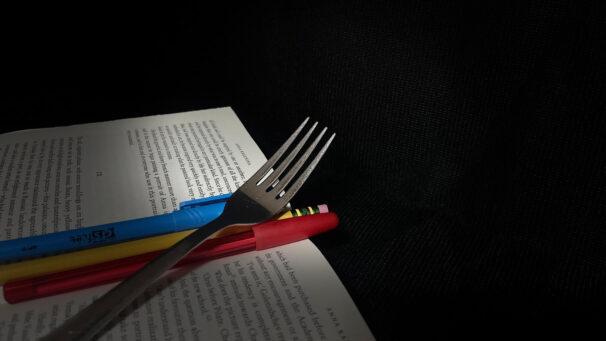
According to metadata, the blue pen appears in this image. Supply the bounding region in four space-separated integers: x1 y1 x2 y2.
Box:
0 193 231 264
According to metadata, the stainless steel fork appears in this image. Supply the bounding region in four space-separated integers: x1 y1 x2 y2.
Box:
40 118 334 341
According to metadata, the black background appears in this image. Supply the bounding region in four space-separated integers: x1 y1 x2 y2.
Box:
3 2 606 338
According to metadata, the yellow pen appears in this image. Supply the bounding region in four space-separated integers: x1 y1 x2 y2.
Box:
0 204 328 284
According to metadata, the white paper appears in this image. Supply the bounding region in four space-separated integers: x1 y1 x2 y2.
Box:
0 107 374 340
0 107 266 239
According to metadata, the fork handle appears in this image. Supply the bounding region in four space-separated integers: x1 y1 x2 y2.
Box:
40 214 233 341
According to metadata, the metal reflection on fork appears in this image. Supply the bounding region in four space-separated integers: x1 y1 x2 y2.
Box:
41 118 335 341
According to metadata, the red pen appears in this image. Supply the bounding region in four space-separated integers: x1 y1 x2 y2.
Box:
4 213 338 304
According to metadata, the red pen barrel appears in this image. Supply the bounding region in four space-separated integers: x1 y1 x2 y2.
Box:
253 212 338 249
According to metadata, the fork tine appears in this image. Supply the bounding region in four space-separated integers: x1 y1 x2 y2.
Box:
277 132 335 205
248 117 310 184
271 126 330 196
259 121 318 189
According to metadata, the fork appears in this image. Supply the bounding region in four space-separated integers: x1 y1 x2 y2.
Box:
41 118 335 341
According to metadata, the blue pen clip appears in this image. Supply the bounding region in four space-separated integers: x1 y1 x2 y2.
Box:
179 193 232 210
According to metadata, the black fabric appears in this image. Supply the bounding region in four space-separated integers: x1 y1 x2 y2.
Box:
4 2 606 337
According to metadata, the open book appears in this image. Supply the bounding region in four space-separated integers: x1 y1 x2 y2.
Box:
0 108 374 340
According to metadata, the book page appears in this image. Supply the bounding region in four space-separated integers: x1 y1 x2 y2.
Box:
0 108 374 340
0 107 266 240
0 239 375 341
